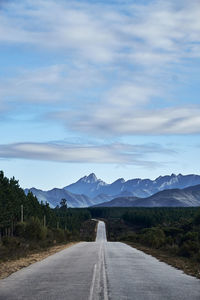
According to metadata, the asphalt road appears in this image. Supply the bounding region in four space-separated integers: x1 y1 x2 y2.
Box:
1 221 200 300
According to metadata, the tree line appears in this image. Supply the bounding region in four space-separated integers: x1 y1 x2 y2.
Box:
98 206 200 265
0 171 91 242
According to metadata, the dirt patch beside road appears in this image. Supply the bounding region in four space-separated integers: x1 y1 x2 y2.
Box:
0 242 77 280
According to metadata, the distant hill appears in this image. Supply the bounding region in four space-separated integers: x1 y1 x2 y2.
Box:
64 173 200 198
24 187 94 208
25 173 200 208
94 184 200 207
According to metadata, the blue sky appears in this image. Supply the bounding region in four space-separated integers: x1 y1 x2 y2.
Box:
0 0 200 189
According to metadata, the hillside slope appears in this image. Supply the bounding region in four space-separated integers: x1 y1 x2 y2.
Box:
94 184 200 207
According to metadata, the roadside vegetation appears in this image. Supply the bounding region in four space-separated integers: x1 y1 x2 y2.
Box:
1 170 200 278
0 171 96 263
89 207 200 278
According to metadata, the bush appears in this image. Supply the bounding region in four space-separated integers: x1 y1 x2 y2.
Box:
196 252 200 262
2 236 20 248
194 210 200 225
119 232 138 242
165 236 174 246
25 217 47 240
181 231 199 243
72 229 80 240
46 228 54 240
53 228 65 243
178 241 200 258
140 228 166 248
163 227 183 238
64 229 71 241
15 222 26 238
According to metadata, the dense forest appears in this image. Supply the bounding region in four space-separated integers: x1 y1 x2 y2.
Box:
0 171 95 260
89 207 200 277
90 207 200 255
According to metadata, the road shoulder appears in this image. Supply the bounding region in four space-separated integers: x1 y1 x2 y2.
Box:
0 242 77 280
124 241 200 279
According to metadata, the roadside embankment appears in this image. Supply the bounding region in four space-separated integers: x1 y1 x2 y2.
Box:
125 241 200 279
0 242 77 280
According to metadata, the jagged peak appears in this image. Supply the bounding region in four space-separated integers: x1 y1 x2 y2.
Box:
87 173 97 180
156 174 178 181
112 178 125 184
79 173 100 184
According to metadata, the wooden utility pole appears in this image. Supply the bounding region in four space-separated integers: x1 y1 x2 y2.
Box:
43 215 46 227
21 204 24 223
11 220 14 236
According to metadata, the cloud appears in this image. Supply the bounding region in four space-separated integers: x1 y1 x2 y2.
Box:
1 0 200 65
54 106 200 135
0 0 119 63
0 63 103 106
0 141 175 166
0 0 200 136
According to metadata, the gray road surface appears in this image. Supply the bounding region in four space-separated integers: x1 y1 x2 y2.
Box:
0 221 200 299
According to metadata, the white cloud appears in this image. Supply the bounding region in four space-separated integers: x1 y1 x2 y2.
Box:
1 0 200 65
55 106 200 135
0 63 103 105
0 0 200 136
106 84 159 108
0 141 174 166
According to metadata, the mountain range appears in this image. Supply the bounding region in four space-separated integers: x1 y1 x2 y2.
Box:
94 184 200 207
25 173 200 208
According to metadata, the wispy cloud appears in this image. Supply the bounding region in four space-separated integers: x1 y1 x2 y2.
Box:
0 63 102 106
55 106 200 136
1 0 200 64
0 141 175 167
0 0 200 136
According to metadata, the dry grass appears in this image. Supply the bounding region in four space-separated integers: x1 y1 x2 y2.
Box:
0 242 77 280
126 242 200 279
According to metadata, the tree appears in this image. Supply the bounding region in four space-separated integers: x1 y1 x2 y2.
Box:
60 198 67 210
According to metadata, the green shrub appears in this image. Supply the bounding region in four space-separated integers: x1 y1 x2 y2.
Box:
196 252 200 262
25 217 47 240
183 231 199 242
178 241 200 258
70 229 80 240
140 228 166 248
194 210 200 225
163 227 183 237
15 222 26 238
119 232 138 242
2 236 20 248
46 228 54 240
165 236 174 246
53 228 65 243
64 229 71 241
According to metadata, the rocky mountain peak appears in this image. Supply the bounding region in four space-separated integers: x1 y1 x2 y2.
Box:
112 178 125 184
79 173 98 184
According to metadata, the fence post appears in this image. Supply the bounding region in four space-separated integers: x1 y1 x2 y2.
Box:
11 220 14 237
43 215 46 227
21 204 24 223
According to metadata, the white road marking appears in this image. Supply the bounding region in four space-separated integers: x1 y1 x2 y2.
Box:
102 245 109 300
89 263 97 300
89 221 109 300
